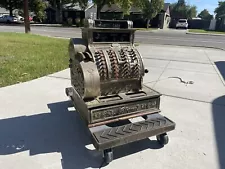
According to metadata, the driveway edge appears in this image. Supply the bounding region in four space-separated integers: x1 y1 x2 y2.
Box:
137 42 225 51
186 31 225 36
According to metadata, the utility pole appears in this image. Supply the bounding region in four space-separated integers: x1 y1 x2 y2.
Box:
24 0 30 33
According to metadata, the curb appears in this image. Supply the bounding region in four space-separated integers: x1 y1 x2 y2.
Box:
136 30 154 33
0 23 81 28
37 35 141 46
186 31 225 37
0 23 158 32
30 24 80 28
41 34 225 51
32 25 158 32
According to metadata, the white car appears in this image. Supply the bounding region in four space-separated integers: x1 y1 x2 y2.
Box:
176 19 188 29
16 15 24 22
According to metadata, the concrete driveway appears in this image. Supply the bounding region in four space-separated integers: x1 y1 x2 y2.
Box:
0 44 224 169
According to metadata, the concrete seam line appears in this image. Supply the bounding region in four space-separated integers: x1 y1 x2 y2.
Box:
138 42 225 51
46 75 70 80
152 60 171 88
203 50 225 86
162 93 225 107
186 32 225 37
142 57 212 65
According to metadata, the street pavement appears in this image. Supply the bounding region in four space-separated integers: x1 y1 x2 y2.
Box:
0 25 225 50
0 44 225 169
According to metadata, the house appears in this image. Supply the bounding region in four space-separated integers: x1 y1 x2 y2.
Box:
100 4 142 20
44 3 97 24
99 3 171 29
160 3 171 29
100 4 124 20
44 7 57 23
216 14 225 31
149 3 170 28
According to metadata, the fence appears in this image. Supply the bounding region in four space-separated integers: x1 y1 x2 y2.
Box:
188 19 211 29
169 18 211 30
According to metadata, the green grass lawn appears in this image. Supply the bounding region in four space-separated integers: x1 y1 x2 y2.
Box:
188 29 225 34
0 32 69 88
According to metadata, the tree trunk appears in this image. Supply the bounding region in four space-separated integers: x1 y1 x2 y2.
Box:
9 0 13 16
146 19 150 29
56 0 62 23
9 9 13 16
97 0 107 19
55 9 59 23
97 6 101 19
59 1 63 23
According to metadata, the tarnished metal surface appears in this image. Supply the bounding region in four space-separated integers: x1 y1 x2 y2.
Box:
90 114 176 151
90 98 159 123
88 109 160 128
66 85 161 125
69 19 146 100
66 19 176 157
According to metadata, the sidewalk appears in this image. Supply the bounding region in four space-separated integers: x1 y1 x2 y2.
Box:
0 44 225 169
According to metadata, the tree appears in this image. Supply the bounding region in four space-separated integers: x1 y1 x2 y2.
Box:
141 0 164 28
170 0 197 19
92 0 112 19
215 1 225 19
198 9 213 20
0 0 23 16
76 0 88 10
29 0 48 22
186 5 197 19
177 0 185 6
0 0 47 21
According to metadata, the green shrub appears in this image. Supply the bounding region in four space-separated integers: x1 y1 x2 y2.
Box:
75 18 80 27
67 17 73 26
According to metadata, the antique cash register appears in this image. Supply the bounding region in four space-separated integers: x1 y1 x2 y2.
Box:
65 19 176 164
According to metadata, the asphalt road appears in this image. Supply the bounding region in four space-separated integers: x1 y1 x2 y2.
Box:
1 25 225 50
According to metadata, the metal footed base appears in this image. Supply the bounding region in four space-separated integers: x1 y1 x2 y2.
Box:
89 113 175 151
65 85 176 164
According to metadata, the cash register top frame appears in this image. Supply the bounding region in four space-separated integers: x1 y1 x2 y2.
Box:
81 19 137 45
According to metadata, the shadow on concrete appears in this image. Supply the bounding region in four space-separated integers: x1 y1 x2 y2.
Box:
0 100 162 169
215 61 225 82
212 61 225 169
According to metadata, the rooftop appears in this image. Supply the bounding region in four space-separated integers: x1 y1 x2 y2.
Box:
100 3 170 14
0 7 9 14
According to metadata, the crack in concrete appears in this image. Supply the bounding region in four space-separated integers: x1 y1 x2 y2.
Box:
152 61 171 89
47 75 70 80
203 50 225 87
162 93 225 107
142 57 211 65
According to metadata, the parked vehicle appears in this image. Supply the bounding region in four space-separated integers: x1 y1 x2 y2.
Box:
0 15 24 23
176 19 188 29
16 15 24 22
